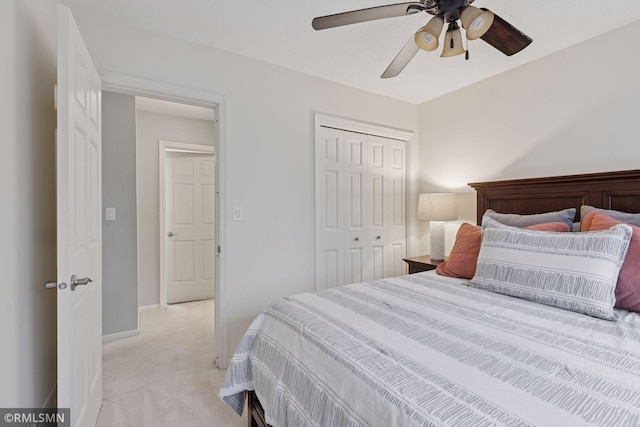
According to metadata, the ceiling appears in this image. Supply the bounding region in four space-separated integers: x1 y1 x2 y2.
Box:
63 0 640 104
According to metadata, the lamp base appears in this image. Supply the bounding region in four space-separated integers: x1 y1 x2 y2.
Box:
430 221 446 261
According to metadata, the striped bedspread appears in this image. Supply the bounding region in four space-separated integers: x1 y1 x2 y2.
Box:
219 271 640 427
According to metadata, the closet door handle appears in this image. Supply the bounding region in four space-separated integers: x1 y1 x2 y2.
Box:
376 236 381 240
354 237 359 242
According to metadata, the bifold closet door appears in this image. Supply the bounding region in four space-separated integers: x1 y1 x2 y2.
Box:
316 127 407 289
344 131 371 284
344 133 406 284
316 127 345 289
380 135 407 279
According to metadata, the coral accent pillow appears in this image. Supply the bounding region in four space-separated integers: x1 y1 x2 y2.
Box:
581 211 640 313
436 221 570 279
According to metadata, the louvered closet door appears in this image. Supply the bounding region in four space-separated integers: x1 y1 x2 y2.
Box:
316 127 407 289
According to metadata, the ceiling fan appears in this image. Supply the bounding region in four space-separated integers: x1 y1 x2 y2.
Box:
312 0 532 78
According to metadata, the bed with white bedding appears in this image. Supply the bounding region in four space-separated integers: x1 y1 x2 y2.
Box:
220 271 640 426
219 169 640 427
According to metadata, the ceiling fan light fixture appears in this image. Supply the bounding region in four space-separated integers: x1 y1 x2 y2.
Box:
312 3 533 78
460 6 495 40
414 15 444 51
440 27 465 57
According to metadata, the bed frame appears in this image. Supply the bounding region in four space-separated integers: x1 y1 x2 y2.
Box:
247 168 640 427
469 169 640 225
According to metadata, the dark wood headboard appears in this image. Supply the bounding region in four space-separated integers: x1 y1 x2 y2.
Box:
469 169 640 225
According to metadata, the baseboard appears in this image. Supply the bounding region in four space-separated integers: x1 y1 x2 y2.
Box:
138 304 160 313
43 382 57 408
102 328 140 343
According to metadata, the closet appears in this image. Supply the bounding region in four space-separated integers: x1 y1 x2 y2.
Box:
316 125 407 289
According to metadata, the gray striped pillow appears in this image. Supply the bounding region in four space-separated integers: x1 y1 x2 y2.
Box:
470 216 632 320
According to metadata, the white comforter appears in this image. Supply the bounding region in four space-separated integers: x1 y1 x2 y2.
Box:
219 271 640 427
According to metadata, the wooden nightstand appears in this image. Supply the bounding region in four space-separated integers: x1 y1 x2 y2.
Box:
403 255 444 274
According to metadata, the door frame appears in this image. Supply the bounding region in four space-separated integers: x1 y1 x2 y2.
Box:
101 72 230 369
314 113 417 290
159 141 215 308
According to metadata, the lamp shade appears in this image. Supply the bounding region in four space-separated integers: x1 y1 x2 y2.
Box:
440 28 466 57
414 16 444 51
417 193 458 221
460 6 495 40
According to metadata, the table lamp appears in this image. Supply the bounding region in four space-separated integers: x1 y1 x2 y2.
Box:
417 193 458 261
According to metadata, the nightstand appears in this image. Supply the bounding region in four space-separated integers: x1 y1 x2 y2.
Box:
403 255 444 274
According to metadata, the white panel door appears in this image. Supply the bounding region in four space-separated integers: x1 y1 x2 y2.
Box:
368 136 387 280
315 127 345 289
380 136 407 277
166 153 216 303
56 6 102 426
354 134 407 282
316 126 407 289
344 131 372 284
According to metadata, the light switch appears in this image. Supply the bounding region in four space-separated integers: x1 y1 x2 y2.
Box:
232 206 243 221
106 208 116 221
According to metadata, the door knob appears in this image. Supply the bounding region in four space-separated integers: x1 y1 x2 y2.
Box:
168 232 178 237
70 274 93 291
354 237 359 241
376 236 381 240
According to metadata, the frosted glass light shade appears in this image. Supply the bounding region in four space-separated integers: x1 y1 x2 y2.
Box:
414 16 444 51
417 193 457 221
440 28 466 57
461 6 495 40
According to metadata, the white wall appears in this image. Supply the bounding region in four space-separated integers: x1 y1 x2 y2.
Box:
136 110 216 308
69 13 420 361
0 0 58 408
417 20 640 255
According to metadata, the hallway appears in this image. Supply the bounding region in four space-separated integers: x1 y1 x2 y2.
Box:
97 300 245 426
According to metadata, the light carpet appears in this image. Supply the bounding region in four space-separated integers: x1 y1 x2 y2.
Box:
96 299 245 426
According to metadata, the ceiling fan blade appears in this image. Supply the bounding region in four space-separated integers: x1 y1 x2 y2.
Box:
312 3 424 30
381 36 420 79
480 9 532 56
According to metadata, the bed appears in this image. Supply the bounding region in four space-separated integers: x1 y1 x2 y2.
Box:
219 169 640 427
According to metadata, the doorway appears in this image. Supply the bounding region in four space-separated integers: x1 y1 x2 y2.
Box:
135 97 217 308
102 87 228 364
101 73 230 368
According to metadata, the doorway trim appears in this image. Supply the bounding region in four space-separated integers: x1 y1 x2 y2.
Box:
159 141 215 309
101 72 230 369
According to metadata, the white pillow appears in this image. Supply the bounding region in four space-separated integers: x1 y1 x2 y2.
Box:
470 217 632 320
